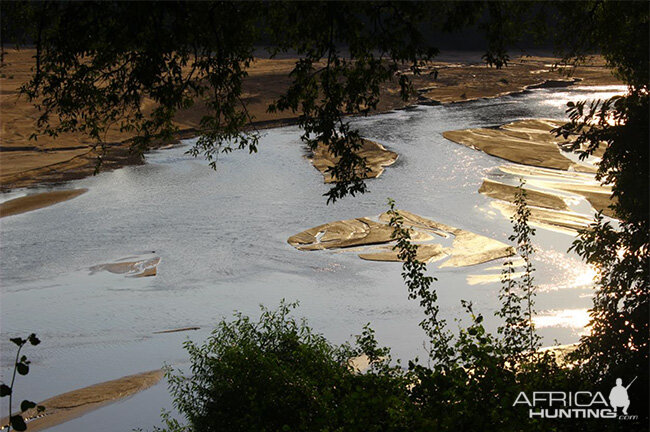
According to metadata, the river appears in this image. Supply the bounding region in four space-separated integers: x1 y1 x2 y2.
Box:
0 84 625 431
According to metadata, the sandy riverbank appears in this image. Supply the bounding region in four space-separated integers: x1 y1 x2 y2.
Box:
0 370 163 432
0 188 87 218
1 49 620 192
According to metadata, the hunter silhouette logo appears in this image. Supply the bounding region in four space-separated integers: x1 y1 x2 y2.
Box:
513 377 639 420
609 377 636 415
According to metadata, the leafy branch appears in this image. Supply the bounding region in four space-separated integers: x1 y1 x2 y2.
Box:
1 334 44 432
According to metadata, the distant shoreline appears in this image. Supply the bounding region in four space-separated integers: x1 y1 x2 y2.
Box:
1 49 621 195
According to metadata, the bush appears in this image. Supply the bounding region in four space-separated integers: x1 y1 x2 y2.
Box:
163 303 418 432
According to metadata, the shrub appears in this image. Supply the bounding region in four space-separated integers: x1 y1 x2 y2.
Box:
162 303 419 432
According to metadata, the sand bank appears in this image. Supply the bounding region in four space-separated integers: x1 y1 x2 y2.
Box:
411 55 617 105
443 119 595 172
89 255 160 278
310 139 398 183
0 188 87 218
443 118 616 227
288 210 515 268
1 49 620 191
479 179 569 211
0 370 163 432
527 179 614 217
495 164 615 217
287 217 431 251
377 210 515 267
491 201 594 235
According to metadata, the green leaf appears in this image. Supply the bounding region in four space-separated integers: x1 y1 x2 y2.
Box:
10 415 27 431
0 384 11 397
16 362 29 376
21 400 37 412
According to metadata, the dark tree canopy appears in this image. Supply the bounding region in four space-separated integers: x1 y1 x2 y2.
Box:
1 1 549 202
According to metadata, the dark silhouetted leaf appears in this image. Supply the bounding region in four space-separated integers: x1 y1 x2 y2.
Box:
21 399 37 412
10 415 27 431
28 334 40 346
16 362 29 376
10 337 24 346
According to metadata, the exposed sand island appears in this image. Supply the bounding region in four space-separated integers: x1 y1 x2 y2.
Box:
478 177 599 234
443 119 595 172
0 370 163 432
479 173 615 232
0 188 87 218
288 210 515 267
496 164 615 218
89 255 160 278
310 139 398 183
1 49 620 191
491 201 595 235
479 179 569 211
443 118 617 231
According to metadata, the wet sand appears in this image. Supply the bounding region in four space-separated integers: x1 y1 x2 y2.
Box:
491 201 595 235
288 210 515 267
0 188 87 218
310 138 398 183
443 119 595 172
444 118 617 225
0 370 163 432
89 255 161 278
478 179 569 211
497 164 615 217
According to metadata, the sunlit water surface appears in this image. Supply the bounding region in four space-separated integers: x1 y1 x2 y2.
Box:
0 85 625 431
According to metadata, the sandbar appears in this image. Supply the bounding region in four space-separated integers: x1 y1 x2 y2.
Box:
310 139 398 183
443 119 594 172
0 188 87 218
288 210 515 268
0 370 163 432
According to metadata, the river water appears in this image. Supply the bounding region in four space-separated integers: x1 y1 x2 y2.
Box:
0 85 625 431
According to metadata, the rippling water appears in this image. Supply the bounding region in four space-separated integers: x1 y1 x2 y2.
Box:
0 85 625 431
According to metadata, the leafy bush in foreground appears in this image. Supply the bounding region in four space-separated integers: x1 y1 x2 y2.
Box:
161 303 417 432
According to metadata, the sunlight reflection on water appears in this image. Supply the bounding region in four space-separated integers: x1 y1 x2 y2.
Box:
0 86 617 431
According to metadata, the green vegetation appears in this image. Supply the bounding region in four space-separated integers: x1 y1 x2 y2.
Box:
1 334 44 432
157 303 414 432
